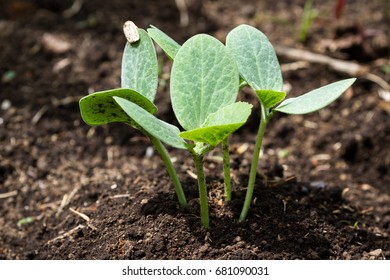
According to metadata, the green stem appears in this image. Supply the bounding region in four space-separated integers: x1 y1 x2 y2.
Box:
149 135 187 208
222 137 232 201
192 152 209 228
239 106 270 222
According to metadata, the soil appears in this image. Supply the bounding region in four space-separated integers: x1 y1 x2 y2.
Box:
1 0 389 260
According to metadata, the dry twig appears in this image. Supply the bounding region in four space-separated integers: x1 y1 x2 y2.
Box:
47 225 85 244
56 185 81 217
0 190 18 199
275 45 390 92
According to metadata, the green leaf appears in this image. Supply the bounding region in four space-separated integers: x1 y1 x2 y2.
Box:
170 34 239 131
121 29 158 102
203 102 253 127
113 97 188 149
147 25 181 60
79 88 157 127
274 78 356 114
179 102 252 146
226 24 283 92
255 89 286 109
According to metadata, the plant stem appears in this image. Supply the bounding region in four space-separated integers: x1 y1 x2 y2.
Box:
192 152 209 228
222 137 232 201
239 106 269 222
149 135 187 208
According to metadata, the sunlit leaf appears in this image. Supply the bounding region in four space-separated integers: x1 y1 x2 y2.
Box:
121 29 158 102
255 89 286 109
147 25 181 60
179 102 252 146
170 34 239 131
79 88 156 127
226 24 283 92
113 97 188 149
275 78 356 114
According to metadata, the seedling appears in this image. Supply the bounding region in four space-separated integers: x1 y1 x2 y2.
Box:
115 31 252 228
80 25 251 228
147 26 238 202
226 24 356 221
298 0 319 43
79 23 355 228
79 29 187 208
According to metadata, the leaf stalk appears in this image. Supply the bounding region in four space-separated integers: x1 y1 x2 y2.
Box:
149 135 187 208
222 137 232 201
239 104 271 221
191 152 209 228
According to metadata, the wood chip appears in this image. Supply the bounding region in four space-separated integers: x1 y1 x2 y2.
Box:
0 190 18 199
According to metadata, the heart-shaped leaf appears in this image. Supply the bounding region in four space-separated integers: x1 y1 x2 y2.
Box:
121 29 158 102
170 34 239 131
179 102 252 146
255 89 286 109
274 78 356 114
147 25 181 60
79 88 157 127
113 96 188 149
226 24 283 92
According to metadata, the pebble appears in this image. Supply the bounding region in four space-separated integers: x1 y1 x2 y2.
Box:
41 33 72 54
368 248 382 258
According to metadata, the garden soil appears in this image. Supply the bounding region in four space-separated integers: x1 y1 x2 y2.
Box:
1 0 389 259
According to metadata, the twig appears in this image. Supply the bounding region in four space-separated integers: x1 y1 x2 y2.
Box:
69 207 98 230
275 45 390 92
56 186 81 217
0 190 18 199
69 207 90 222
63 0 83 18
109 194 131 199
47 225 85 244
51 96 82 107
31 105 48 124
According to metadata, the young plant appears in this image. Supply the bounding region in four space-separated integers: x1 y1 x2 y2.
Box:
226 24 356 221
115 32 252 228
299 0 319 43
147 26 238 202
79 28 187 208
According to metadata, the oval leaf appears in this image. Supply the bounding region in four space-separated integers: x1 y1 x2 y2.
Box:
203 102 253 127
121 29 158 102
255 89 286 109
180 124 243 147
79 88 157 127
147 25 180 60
179 102 252 146
113 97 188 149
274 78 356 114
226 24 283 92
170 34 239 131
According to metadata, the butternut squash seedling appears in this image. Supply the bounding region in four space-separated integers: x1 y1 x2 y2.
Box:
226 24 356 221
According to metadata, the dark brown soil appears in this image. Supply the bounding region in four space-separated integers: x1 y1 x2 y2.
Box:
1 0 389 260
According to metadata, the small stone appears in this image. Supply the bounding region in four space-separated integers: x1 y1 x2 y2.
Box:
233 236 242 243
41 33 72 54
140 199 148 205
368 249 382 258
1 99 11 110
